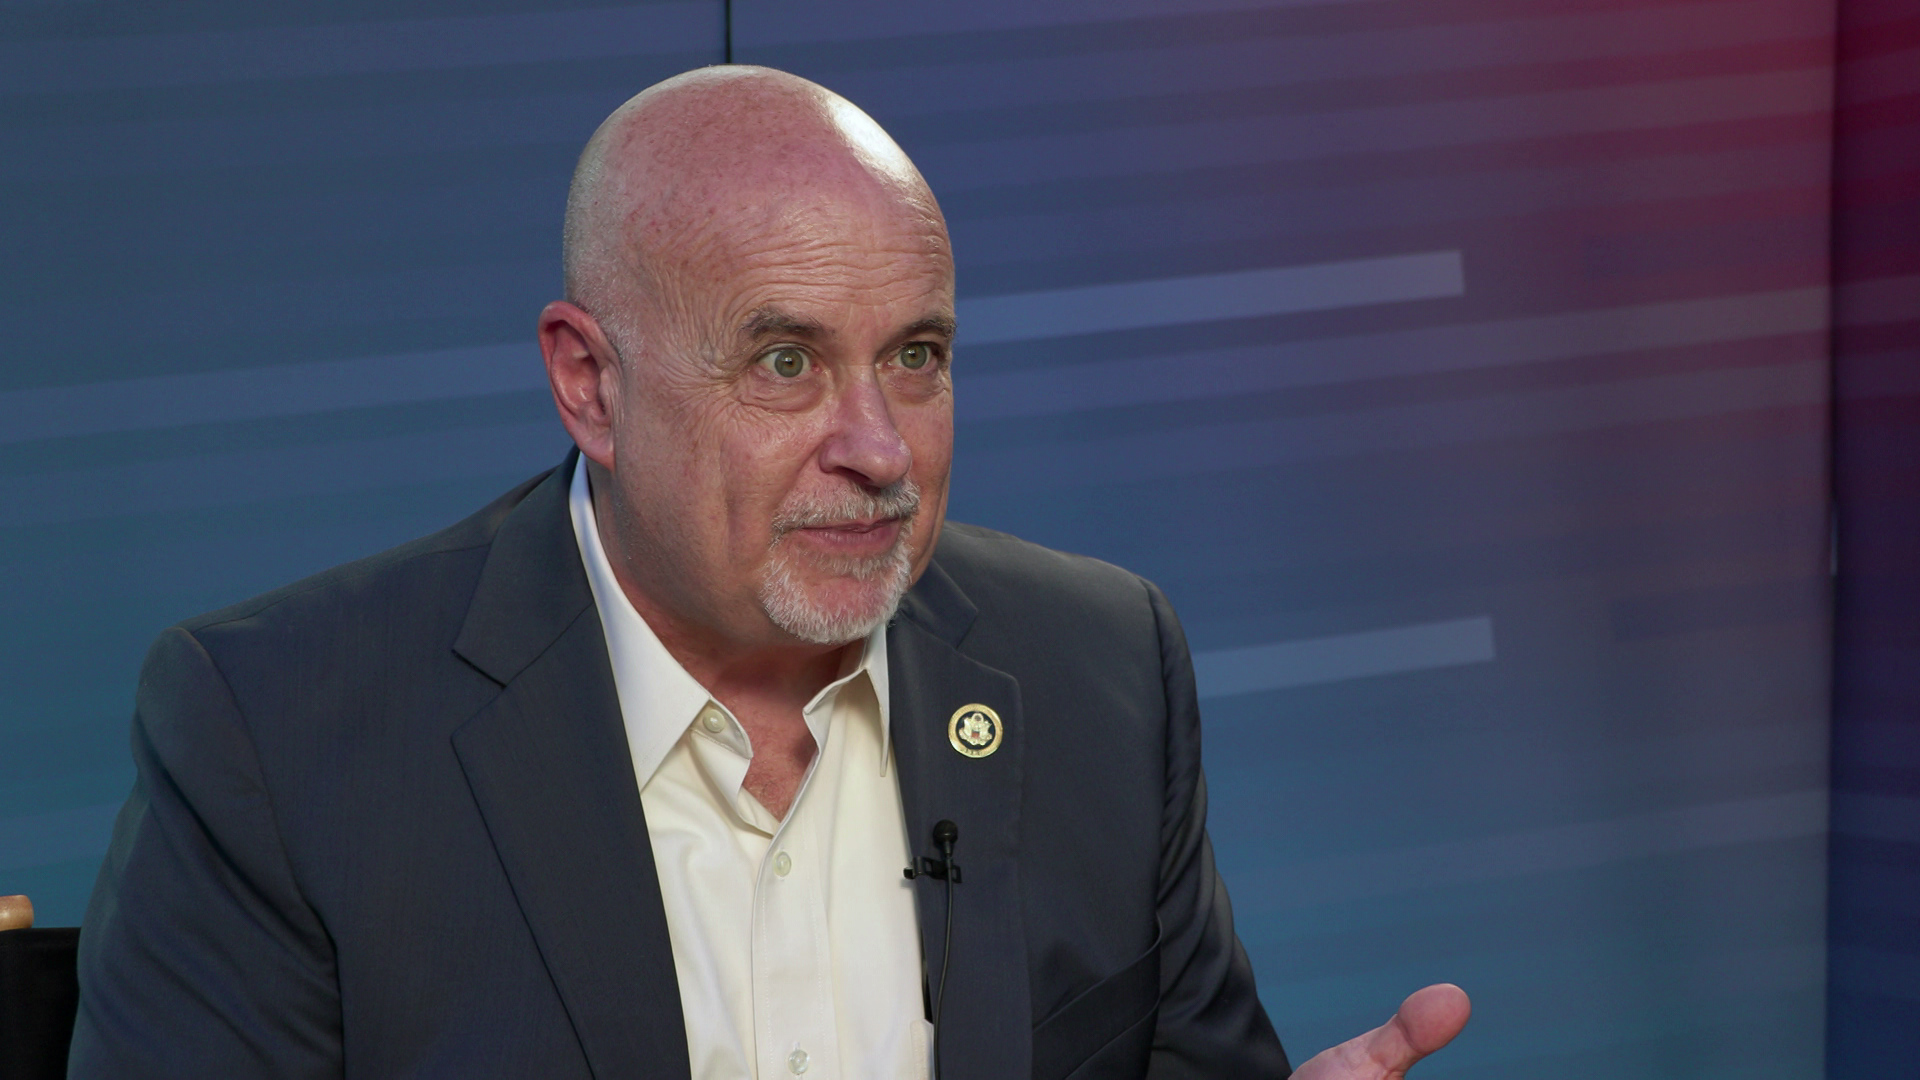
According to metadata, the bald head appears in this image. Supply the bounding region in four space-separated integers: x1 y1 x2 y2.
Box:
539 65 957 657
562 66 948 354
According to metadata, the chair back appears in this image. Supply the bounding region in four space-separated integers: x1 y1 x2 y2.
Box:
0 926 81 1080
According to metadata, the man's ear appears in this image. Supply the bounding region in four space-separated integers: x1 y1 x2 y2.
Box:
539 300 621 469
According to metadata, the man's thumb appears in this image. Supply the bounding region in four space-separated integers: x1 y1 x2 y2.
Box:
1365 983 1472 1071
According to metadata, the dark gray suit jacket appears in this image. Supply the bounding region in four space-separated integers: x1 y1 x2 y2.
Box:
70 454 1289 1079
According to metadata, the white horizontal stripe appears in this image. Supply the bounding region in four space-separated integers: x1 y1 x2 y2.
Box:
0 4 717 96
959 252 1465 346
800 0 1820 117
956 143 1827 272
0 91 625 184
0 254 1458 444
0 341 1825 529
963 358 1827 489
0 344 541 447
919 69 1832 193
0 280 1822 456
0 801 120 872
963 285 1828 421
0 356 1818 526
1194 617 1495 698
1247 789 1828 910
0 420 569 529
734 0 1363 46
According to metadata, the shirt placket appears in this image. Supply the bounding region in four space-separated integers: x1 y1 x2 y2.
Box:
752 704 841 1079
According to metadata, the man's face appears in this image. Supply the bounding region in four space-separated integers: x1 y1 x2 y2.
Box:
597 184 955 648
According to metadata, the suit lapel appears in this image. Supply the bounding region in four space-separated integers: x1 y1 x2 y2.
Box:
891 560 1033 1080
444 460 1035 1080
450 454 688 1080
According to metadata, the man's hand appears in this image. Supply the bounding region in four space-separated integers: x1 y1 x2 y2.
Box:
1292 984 1471 1080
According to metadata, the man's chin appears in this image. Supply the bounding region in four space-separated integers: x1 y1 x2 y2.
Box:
757 568 910 646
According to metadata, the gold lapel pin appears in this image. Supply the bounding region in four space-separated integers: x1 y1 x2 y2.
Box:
948 703 1004 758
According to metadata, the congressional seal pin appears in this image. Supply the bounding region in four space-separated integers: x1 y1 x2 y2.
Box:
948 703 1004 759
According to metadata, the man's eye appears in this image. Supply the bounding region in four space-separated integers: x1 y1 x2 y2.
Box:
898 343 933 370
758 347 810 378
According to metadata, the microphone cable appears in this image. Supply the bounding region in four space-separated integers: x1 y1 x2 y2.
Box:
906 819 961 1080
931 819 958 1080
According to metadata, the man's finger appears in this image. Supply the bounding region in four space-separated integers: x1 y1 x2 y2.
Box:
1291 984 1471 1080
1360 983 1472 1073
0 895 33 931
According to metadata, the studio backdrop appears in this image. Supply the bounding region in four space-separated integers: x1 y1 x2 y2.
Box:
0 0 1896 1076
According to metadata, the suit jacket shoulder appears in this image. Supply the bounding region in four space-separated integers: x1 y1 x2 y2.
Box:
178 468 545 665
934 522 1154 609
928 521 1164 680
75 461 616 1080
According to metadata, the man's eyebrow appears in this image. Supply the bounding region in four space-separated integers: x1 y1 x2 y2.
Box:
740 307 826 340
902 315 958 340
737 309 958 341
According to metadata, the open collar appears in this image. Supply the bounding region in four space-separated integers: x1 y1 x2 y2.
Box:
565 456 895 794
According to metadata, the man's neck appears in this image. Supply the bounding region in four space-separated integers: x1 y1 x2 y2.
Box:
619 577 862 821
648 612 856 716
645 603 858 819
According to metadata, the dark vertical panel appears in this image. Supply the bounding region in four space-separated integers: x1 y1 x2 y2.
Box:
0 2 725 925
735 2 1834 1076
1827 0 1920 1073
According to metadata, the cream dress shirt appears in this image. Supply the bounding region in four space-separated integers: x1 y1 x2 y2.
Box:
568 460 929 1080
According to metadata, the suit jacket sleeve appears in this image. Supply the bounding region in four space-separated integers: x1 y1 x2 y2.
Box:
69 627 343 1079
1143 579 1293 1079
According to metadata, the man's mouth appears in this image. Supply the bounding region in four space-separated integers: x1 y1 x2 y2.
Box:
769 479 923 563
810 517 896 533
793 516 905 556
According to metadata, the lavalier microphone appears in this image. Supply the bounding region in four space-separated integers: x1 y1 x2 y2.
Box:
905 820 961 1079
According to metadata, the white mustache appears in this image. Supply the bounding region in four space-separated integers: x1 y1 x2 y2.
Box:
770 479 921 539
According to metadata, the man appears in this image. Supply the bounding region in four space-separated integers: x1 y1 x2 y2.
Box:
71 67 1468 1078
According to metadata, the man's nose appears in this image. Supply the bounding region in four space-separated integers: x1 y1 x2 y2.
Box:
817 369 912 489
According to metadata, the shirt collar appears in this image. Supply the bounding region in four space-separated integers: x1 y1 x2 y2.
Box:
567 457 892 790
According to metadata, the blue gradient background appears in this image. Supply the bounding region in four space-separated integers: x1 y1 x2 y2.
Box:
0 0 1910 1075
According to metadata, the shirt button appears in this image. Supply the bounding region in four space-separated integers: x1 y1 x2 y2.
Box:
700 708 726 734
787 1048 809 1074
773 851 793 877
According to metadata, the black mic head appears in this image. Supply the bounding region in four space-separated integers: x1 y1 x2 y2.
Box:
932 819 959 845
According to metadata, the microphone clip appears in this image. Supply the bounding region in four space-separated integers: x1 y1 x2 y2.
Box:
903 856 962 883
904 819 963 884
